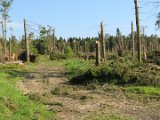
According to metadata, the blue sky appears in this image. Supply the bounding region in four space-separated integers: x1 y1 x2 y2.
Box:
6 0 160 39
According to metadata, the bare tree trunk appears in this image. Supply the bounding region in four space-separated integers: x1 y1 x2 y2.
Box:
131 21 135 58
134 0 142 63
24 18 30 62
9 37 11 61
1 20 5 61
4 19 6 57
95 41 100 66
100 21 106 62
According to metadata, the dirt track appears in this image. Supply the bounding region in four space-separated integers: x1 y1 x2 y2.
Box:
17 64 160 120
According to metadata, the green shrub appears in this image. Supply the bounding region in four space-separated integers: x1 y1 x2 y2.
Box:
50 51 65 60
64 46 74 59
30 45 38 55
107 54 118 61
147 50 160 65
65 59 93 79
147 51 154 60
67 60 160 87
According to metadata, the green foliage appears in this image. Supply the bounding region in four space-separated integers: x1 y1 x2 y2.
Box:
0 64 24 70
147 51 154 60
64 46 74 59
33 39 45 55
66 58 160 87
147 50 160 65
65 59 93 80
30 45 38 55
50 51 65 60
0 0 13 19
70 62 130 85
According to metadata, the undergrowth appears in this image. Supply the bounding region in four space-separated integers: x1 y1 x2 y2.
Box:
65 57 160 87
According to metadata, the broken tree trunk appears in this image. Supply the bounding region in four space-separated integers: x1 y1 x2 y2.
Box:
131 21 135 58
9 37 11 61
100 21 106 62
95 41 100 66
24 18 30 62
134 0 142 63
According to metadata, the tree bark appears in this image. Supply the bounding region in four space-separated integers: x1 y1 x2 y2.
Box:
24 18 30 62
131 21 135 58
100 21 106 62
134 0 142 63
95 41 100 66
9 37 11 61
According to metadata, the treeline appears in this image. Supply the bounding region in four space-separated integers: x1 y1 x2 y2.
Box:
0 26 160 63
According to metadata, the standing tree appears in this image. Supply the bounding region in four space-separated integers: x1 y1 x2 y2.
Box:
0 0 13 59
39 25 55 55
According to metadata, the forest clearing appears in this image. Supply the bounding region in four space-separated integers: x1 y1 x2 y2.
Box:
0 0 160 120
0 56 160 120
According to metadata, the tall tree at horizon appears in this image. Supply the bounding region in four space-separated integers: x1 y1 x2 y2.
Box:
0 0 13 59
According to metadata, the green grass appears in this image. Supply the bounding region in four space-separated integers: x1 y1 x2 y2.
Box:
64 59 93 79
0 56 159 119
36 55 65 67
124 86 160 96
123 86 160 102
0 56 66 120
0 66 55 120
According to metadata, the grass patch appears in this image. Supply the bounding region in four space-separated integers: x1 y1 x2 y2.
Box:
0 67 55 120
123 86 160 102
0 64 25 70
36 55 65 67
124 86 160 96
65 59 93 79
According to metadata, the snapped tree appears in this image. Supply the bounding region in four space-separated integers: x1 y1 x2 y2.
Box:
134 0 142 63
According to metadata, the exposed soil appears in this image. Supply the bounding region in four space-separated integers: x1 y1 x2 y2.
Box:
17 63 160 120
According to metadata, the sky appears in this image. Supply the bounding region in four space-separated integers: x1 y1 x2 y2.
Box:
5 0 160 39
